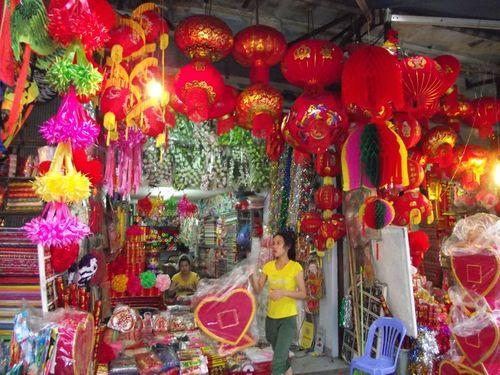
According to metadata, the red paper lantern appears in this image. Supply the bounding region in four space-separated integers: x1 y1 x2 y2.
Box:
407 159 425 189
209 85 238 134
463 97 500 138
233 25 286 84
342 45 404 122
393 191 433 226
435 55 460 92
393 112 421 149
266 122 285 161
281 39 343 92
421 125 458 168
235 83 283 138
283 91 346 155
174 15 233 62
314 185 342 213
434 86 472 127
50 242 80 273
106 24 145 59
318 214 346 248
315 149 341 177
174 61 225 123
401 55 446 118
100 86 131 121
137 10 169 44
298 211 323 234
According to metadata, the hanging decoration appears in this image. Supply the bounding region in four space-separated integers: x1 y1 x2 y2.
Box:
392 191 434 226
359 197 395 230
210 85 238 135
392 112 421 149
341 123 409 191
463 97 500 138
434 55 460 93
315 149 341 178
265 122 285 161
420 125 458 169
316 214 346 254
314 185 342 218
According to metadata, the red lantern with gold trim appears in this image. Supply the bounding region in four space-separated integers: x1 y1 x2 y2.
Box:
266 122 285 161
317 214 346 249
210 85 238 135
435 55 460 92
235 83 283 138
463 97 500 138
233 25 286 84
283 91 346 156
174 15 233 62
421 125 458 168
174 61 225 123
407 159 425 189
136 10 169 44
393 112 421 149
314 185 342 216
315 149 341 177
298 211 322 234
281 39 343 93
393 191 433 226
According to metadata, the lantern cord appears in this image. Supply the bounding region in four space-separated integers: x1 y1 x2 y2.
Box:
255 0 259 25
205 0 212 16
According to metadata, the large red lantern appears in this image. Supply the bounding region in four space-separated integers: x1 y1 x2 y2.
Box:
318 214 346 249
281 39 343 93
401 55 446 119
233 25 286 84
407 159 425 189
266 122 285 161
143 106 165 137
298 211 323 234
174 15 233 62
174 61 225 123
434 55 460 93
393 112 421 149
283 91 346 156
463 97 500 138
421 125 458 168
235 83 283 138
315 150 341 178
314 185 342 216
342 45 404 122
106 23 145 60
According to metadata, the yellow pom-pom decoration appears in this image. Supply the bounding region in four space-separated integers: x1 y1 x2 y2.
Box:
111 274 129 293
34 171 91 203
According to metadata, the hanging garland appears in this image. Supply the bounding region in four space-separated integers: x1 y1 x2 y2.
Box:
279 147 293 230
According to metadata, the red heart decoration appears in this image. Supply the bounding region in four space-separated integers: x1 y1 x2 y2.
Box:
451 248 500 298
50 243 80 273
454 315 499 366
439 360 482 375
195 288 256 345
218 334 256 357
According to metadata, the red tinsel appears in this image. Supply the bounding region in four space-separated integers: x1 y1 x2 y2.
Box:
408 230 430 268
50 242 80 273
137 196 153 216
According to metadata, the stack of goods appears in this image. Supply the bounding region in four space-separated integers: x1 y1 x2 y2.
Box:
0 228 43 338
4 181 43 212
201 346 227 375
178 349 209 374
412 273 448 329
221 211 238 271
201 216 217 247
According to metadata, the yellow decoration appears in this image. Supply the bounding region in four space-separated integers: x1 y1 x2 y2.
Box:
111 274 129 293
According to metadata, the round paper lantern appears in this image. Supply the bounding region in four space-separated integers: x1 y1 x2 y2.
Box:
435 55 460 92
283 91 346 155
174 61 225 123
407 159 425 189
420 125 458 167
298 211 323 234
315 149 341 177
314 185 342 214
174 15 233 62
266 122 285 161
281 39 343 92
318 214 346 248
342 45 404 122
233 25 286 84
463 97 500 138
393 191 433 226
136 10 169 44
393 112 421 149
235 83 283 138
359 197 395 230
106 24 145 60
435 86 472 125
401 55 446 118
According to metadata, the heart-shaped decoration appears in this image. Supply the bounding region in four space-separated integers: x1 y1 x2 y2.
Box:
454 315 499 366
451 248 500 297
439 360 482 375
218 334 256 357
50 242 80 273
195 288 256 345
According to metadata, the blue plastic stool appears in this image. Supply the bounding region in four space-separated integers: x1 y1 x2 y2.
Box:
349 317 407 375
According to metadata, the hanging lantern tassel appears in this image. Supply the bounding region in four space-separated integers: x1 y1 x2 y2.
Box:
252 112 275 138
104 112 116 146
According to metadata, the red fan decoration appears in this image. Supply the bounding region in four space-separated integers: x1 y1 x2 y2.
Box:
266 122 285 161
434 55 460 92
235 83 283 138
174 15 233 62
463 97 500 138
174 61 225 123
281 39 343 93
51 242 80 273
209 85 238 135
401 55 446 119
421 125 458 168
315 150 341 178
282 91 346 156
233 25 286 84
393 112 421 149
342 45 404 122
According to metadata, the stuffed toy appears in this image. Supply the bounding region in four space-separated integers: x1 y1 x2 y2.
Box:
78 254 98 287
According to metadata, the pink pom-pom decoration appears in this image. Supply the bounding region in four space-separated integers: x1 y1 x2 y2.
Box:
177 195 198 218
155 274 171 292
24 202 90 247
40 87 100 149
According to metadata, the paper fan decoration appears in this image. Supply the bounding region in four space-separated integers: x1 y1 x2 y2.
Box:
420 125 458 168
341 123 409 191
360 197 395 230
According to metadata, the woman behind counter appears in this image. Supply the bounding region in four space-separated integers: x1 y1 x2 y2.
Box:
169 255 200 297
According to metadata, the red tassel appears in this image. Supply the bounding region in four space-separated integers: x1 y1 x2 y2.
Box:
185 87 209 123
250 64 269 85
252 112 274 138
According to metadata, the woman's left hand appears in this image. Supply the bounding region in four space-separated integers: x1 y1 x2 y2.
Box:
269 289 286 300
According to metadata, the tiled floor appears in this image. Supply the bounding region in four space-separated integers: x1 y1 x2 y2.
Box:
292 351 349 375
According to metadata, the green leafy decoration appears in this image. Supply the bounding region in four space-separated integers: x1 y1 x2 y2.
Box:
360 124 380 187
374 200 386 229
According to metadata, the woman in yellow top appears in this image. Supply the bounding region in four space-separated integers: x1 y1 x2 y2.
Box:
169 256 200 297
250 229 306 375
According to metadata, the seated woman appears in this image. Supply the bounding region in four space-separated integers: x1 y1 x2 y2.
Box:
169 255 200 298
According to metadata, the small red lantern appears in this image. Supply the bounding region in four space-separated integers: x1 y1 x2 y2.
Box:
435 86 472 126
407 159 425 189
342 45 404 122
235 83 283 138
233 25 286 84
314 185 342 215
393 191 433 226
100 86 132 134
266 123 285 161
283 91 346 155
463 97 500 138
281 39 343 93
106 23 145 60
315 150 341 177
421 125 458 168
435 55 460 92
393 112 421 149
401 55 446 119
318 214 346 249
174 61 225 123
210 85 238 135
174 15 233 62
298 211 323 234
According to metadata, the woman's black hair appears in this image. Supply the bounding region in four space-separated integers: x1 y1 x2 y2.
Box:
274 228 297 261
178 255 191 268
